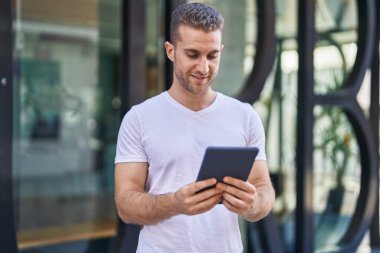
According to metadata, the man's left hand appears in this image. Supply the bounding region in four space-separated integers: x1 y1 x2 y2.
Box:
215 177 257 216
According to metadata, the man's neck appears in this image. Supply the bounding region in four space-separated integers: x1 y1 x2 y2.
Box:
167 86 217 112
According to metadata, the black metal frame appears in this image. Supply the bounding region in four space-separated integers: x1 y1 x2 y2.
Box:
296 0 316 252
237 0 380 252
114 1 146 253
0 0 18 252
370 0 380 248
295 0 379 252
121 0 147 110
237 0 276 103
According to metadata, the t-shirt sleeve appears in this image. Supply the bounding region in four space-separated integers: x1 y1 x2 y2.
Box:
115 107 148 163
246 106 267 161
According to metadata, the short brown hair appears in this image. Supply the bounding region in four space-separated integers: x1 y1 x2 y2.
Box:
170 2 224 44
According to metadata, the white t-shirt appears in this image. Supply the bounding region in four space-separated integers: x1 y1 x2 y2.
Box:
115 91 266 253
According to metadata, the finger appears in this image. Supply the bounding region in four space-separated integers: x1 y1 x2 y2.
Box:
223 191 256 214
191 193 222 214
191 187 223 204
222 192 246 209
193 178 217 193
198 197 222 213
217 182 254 202
195 197 221 214
223 177 255 193
222 197 241 213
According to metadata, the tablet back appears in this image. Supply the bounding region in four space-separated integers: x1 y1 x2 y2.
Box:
196 146 259 183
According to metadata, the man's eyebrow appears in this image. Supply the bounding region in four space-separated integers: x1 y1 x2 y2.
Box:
184 49 199 54
208 50 220 54
183 49 220 54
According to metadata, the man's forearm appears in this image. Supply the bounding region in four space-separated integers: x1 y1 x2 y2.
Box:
242 184 275 222
116 190 178 225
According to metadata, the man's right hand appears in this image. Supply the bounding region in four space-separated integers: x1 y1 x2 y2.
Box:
116 163 222 225
172 178 223 215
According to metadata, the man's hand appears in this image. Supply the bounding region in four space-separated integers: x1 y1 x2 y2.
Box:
116 163 222 225
215 177 257 216
173 178 223 215
214 160 275 222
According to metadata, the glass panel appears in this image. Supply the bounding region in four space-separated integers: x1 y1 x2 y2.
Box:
255 1 299 252
188 0 255 96
146 0 165 97
265 50 298 253
313 1 363 250
314 0 358 94
13 0 121 251
313 106 360 251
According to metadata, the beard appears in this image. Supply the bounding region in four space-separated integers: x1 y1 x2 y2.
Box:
173 67 216 95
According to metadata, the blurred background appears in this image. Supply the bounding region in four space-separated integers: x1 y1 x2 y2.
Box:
0 0 378 252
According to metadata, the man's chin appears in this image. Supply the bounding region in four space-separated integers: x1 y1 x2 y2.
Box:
188 84 211 95
178 79 212 95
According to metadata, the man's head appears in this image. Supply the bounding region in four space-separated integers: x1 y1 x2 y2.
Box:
165 3 224 97
170 2 224 45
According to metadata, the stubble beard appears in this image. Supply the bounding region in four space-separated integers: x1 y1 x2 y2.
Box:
174 68 215 96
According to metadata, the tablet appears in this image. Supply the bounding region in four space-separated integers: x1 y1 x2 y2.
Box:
196 146 259 184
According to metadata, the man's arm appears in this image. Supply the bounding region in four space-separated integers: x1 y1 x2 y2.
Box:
215 160 275 222
114 162 223 225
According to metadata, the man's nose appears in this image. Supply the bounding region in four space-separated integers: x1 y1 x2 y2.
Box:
196 57 209 75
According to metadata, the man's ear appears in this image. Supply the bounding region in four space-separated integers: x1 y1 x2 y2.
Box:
164 41 175 62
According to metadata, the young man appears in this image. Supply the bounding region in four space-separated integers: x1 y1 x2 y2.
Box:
114 3 275 253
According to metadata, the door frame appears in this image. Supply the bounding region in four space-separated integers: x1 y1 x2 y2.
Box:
0 0 18 252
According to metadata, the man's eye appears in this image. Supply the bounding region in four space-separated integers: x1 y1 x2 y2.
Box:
187 54 197 59
208 54 218 60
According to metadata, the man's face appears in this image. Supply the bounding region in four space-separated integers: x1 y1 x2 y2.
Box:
165 25 224 96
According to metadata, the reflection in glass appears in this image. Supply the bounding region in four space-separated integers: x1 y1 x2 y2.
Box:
313 106 360 250
146 0 165 96
13 0 121 251
188 0 256 96
314 0 358 94
258 48 298 253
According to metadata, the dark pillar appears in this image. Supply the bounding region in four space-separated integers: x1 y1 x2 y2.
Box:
114 1 146 252
370 0 380 248
296 0 315 252
0 0 18 252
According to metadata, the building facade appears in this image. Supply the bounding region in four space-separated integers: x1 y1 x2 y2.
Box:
0 0 379 252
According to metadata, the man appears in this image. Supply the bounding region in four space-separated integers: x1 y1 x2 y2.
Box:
114 2 275 253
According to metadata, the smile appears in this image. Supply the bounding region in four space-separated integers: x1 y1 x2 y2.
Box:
191 75 208 79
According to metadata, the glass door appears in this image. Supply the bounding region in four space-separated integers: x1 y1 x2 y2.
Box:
13 0 122 251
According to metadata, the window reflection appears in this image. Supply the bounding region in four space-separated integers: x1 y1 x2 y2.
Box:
313 106 360 249
13 0 121 250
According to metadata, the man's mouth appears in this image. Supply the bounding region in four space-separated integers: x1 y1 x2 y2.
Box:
191 74 208 80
